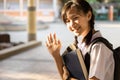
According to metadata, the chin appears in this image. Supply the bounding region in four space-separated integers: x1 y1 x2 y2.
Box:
74 33 80 36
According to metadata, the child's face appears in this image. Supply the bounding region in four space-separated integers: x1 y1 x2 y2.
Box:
66 7 91 37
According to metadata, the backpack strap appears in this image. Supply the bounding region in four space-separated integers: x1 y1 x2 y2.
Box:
88 37 113 53
85 37 113 73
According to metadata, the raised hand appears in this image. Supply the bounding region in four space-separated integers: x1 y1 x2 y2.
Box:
46 33 61 58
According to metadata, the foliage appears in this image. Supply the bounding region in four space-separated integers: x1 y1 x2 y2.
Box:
87 0 97 4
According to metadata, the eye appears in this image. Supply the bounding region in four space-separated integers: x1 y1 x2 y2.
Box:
65 19 70 23
72 16 79 21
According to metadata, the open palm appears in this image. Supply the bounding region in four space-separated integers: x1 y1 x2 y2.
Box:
46 33 61 57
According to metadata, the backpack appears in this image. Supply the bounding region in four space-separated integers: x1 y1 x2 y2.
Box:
86 37 120 80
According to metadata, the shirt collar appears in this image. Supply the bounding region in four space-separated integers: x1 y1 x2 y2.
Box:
90 31 102 42
78 31 102 49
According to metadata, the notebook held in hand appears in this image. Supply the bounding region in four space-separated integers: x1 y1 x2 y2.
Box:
62 44 88 80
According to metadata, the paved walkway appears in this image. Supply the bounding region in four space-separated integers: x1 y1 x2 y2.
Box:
0 45 61 80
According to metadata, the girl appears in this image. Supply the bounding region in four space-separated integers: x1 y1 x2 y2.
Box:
46 0 114 80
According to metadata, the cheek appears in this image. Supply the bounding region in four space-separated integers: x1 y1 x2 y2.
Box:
67 25 74 32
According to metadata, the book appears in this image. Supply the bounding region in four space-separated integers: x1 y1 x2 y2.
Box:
62 44 88 80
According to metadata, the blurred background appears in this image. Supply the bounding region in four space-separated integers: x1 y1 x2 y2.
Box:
0 0 120 80
0 0 120 22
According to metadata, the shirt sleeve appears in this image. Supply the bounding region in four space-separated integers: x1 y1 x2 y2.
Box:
89 42 113 80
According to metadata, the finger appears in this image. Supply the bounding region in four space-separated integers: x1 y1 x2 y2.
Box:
57 39 61 47
47 34 53 43
63 66 69 75
47 35 51 43
46 41 53 49
53 33 58 44
46 35 52 47
45 40 50 47
53 33 61 45
49 33 53 43
63 66 66 72
48 34 51 43
63 66 69 79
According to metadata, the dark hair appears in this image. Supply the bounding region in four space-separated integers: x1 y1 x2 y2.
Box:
61 0 95 46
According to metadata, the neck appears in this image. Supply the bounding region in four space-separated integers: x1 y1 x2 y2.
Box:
82 29 91 40
82 29 95 45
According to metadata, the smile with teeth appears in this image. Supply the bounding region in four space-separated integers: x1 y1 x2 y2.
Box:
72 27 80 33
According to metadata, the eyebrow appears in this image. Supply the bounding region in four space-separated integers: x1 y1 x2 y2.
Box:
67 14 79 19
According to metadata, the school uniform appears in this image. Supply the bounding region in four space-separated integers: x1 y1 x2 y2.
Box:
78 31 114 80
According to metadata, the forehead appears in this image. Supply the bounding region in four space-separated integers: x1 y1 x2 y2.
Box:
66 7 82 18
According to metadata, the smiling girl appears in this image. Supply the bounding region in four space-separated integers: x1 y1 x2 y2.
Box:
46 0 114 80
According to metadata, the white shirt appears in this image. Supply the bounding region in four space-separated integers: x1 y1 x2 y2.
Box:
78 31 114 80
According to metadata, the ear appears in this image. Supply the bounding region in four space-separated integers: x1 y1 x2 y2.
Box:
87 11 92 21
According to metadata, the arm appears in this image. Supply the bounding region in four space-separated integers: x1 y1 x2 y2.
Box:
46 33 64 79
53 52 64 79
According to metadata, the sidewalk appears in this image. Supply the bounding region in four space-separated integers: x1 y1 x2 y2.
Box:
0 44 61 80
0 41 41 60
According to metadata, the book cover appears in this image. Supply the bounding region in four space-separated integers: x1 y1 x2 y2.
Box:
62 44 88 80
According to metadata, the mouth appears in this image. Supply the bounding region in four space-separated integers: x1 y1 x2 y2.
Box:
74 30 79 34
73 27 80 33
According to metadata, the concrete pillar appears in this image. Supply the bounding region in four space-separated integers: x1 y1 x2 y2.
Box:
27 0 36 41
108 5 114 21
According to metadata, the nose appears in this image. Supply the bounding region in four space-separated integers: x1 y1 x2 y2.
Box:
69 20 75 28
70 20 74 27
67 20 76 31
69 20 77 30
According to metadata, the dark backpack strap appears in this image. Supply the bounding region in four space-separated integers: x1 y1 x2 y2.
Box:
85 37 113 73
88 37 113 53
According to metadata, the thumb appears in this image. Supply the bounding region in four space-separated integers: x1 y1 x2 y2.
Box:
63 66 69 77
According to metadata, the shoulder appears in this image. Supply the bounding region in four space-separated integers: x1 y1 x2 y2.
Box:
91 42 113 55
89 42 114 80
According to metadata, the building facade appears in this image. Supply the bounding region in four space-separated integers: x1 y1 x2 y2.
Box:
0 0 61 22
